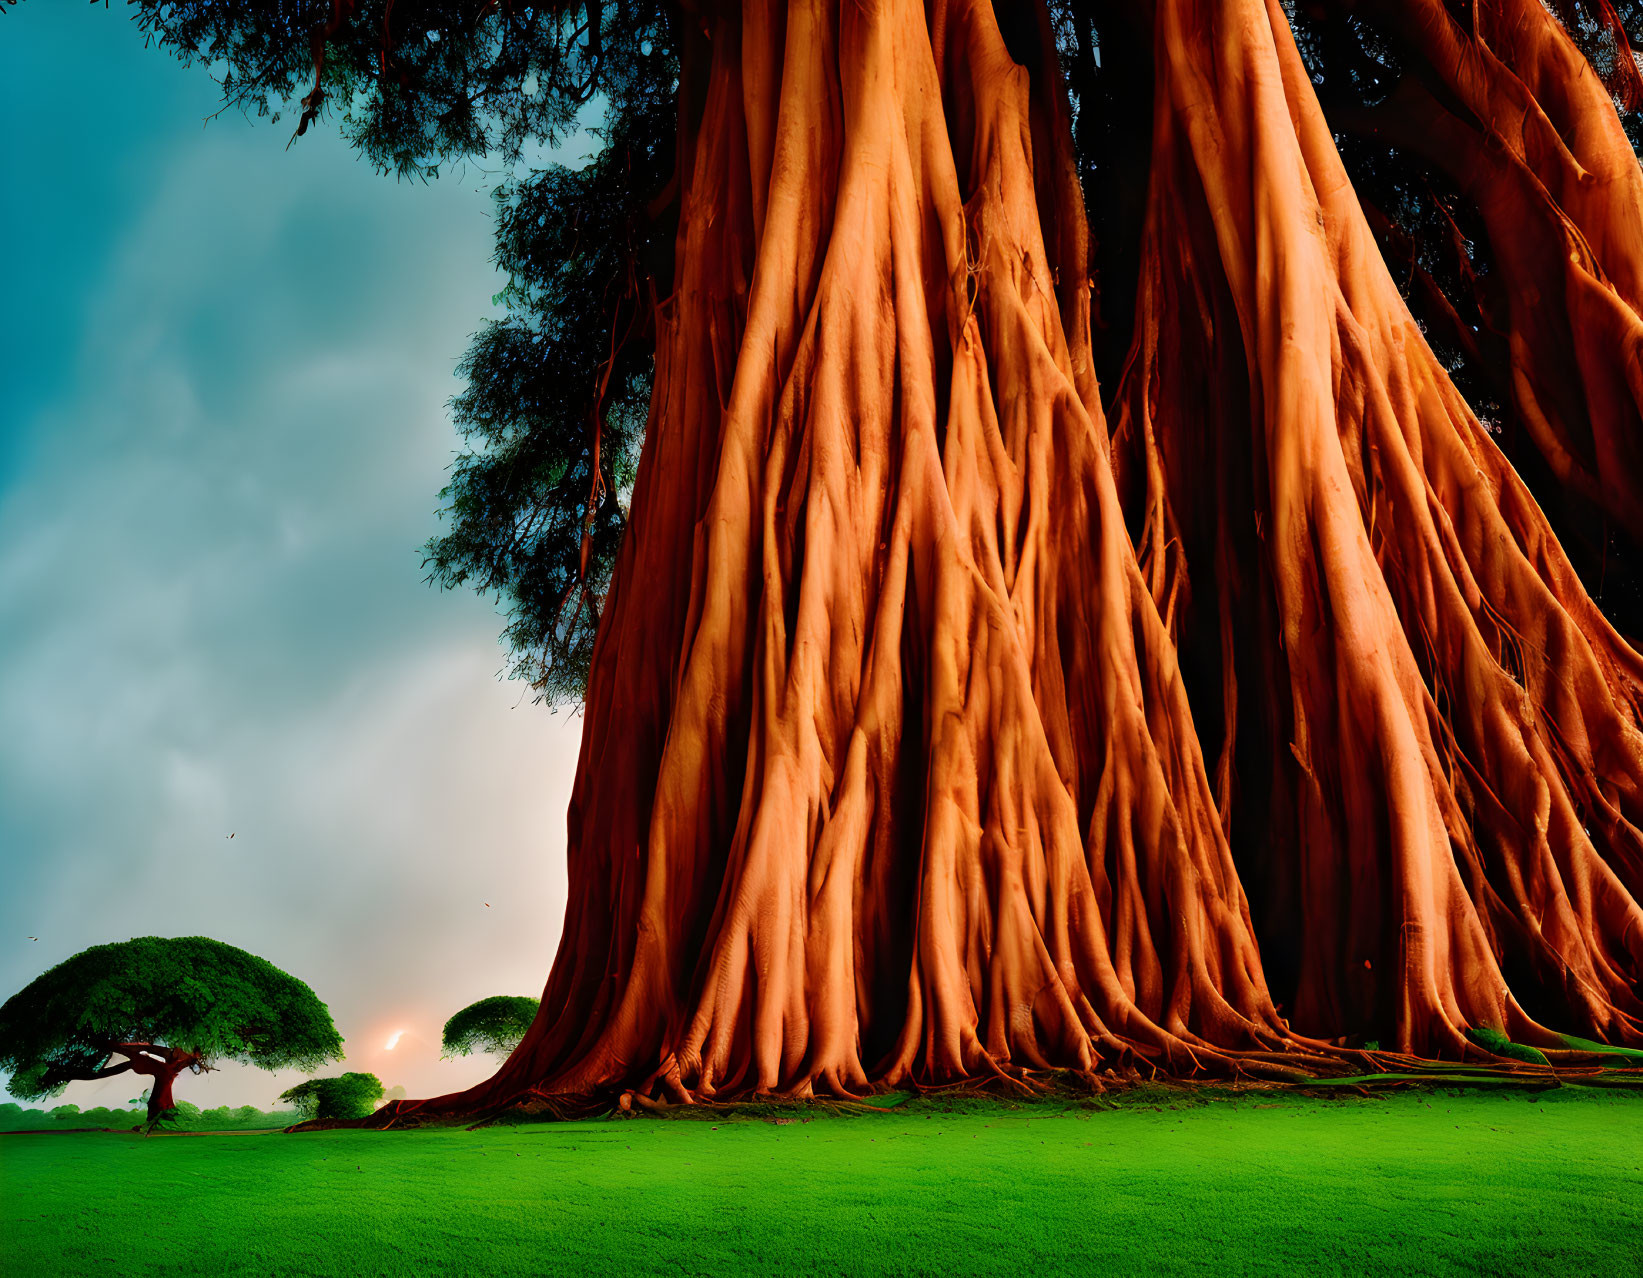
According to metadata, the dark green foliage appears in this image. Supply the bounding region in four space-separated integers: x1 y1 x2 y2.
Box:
0 936 343 1102
129 1 603 179
424 59 673 698
442 994 540 1057
279 1071 386 1120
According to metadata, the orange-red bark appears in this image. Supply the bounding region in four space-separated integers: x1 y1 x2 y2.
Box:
1117 0 1643 1059
377 0 1643 1119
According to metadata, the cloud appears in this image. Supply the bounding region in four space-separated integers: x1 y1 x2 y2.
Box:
1 10 585 1108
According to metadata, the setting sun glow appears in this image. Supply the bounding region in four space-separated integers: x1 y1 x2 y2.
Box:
384 1029 405 1051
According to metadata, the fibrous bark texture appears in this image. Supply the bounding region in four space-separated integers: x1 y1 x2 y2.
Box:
1345 0 1643 546
382 0 1643 1118
1114 0 1643 1060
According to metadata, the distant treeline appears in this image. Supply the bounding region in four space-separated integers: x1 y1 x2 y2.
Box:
0 1101 301 1131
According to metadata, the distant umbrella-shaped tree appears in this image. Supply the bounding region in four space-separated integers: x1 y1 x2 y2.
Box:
0 937 342 1126
442 996 542 1059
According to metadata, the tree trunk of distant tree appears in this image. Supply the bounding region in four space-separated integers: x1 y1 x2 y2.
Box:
46 1041 198 1123
102 1044 195 1123
378 0 1643 1120
144 1067 183 1124
127 1047 200 1123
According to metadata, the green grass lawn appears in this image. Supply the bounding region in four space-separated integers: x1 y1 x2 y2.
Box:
4 1089 1639 1276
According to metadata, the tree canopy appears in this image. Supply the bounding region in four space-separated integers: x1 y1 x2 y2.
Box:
279 1071 386 1120
0 936 343 1109
441 995 540 1057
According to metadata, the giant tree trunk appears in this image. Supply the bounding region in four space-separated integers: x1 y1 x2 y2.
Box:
382 0 1643 1119
1114 0 1643 1059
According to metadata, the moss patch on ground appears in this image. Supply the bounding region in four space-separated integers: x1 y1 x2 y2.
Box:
4 1089 1639 1276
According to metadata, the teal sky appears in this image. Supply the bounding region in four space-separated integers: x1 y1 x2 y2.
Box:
1 4 589 1107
